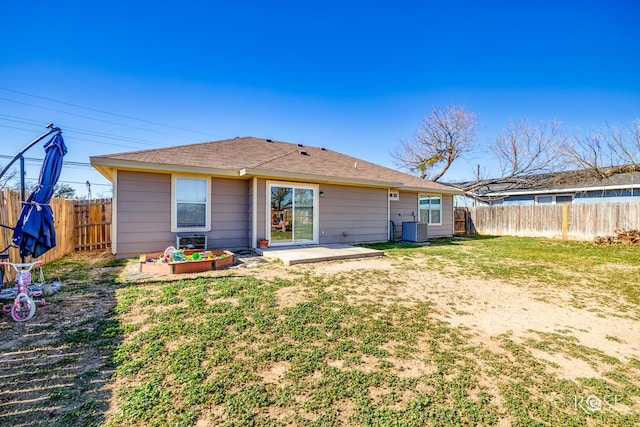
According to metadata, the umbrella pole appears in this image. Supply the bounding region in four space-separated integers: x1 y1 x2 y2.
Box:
0 124 61 183
19 155 26 202
0 124 61 263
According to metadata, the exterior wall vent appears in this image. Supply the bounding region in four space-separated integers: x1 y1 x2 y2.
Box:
176 233 207 249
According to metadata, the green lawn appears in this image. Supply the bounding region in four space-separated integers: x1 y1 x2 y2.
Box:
1 236 638 426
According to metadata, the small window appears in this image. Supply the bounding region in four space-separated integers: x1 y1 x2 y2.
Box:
555 195 573 204
172 176 211 232
536 195 553 204
418 194 442 224
536 194 573 205
389 191 400 201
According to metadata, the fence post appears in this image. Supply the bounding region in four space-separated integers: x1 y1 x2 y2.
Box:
562 204 568 240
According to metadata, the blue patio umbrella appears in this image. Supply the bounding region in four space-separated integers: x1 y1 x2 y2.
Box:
12 133 67 258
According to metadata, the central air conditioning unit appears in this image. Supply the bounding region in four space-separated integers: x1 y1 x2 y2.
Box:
401 222 428 242
176 233 207 249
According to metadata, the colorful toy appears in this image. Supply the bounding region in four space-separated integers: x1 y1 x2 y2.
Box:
0 261 46 322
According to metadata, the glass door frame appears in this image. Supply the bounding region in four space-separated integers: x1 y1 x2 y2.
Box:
266 181 319 246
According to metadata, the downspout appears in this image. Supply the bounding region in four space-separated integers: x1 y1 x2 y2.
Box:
450 195 455 236
111 170 118 255
387 189 390 242
251 177 257 249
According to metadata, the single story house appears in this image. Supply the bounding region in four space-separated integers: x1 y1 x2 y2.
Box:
90 137 462 258
455 167 640 207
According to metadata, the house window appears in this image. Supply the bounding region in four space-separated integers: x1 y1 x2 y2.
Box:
535 194 573 205
172 176 211 232
418 194 441 224
536 195 553 204
555 195 573 204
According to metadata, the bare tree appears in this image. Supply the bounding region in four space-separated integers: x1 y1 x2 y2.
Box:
0 166 17 190
493 119 566 178
564 120 640 179
392 105 478 182
461 119 567 195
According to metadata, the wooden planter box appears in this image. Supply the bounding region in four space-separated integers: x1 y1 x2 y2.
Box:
140 250 235 274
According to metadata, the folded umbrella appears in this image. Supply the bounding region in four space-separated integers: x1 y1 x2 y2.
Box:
12 133 67 258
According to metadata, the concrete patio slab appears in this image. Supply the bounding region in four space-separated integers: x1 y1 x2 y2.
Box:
255 244 385 265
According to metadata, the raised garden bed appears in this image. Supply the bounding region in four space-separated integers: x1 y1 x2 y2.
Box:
140 249 235 274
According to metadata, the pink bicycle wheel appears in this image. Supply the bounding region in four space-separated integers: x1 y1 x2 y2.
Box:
11 293 35 322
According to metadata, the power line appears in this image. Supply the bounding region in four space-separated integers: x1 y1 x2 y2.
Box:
0 114 167 147
0 96 199 140
0 123 37 133
22 177 112 187
0 87 213 137
0 114 42 127
0 122 160 151
0 154 93 167
65 127 164 148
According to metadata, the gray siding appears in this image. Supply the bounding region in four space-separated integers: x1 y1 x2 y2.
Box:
114 171 455 258
429 195 454 238
256 179 267 243
115 171 250 258
210 178 250 249
389 191 454 240
116 171 173 258
390 191 418 241
318 184 388 244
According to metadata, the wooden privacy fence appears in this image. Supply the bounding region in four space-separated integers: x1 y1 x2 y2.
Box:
468 202 640 241
74 198 112 251
0 190 111 270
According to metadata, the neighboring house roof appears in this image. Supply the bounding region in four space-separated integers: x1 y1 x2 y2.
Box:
91 137 461 194
457 167 640 197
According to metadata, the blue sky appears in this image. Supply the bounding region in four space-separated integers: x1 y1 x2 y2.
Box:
1 0 639 197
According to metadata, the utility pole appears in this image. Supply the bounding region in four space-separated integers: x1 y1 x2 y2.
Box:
86 180 92 200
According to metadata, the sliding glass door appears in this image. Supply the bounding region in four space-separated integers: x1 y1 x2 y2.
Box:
268 182 317 245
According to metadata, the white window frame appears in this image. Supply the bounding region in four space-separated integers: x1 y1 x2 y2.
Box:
171 175 211 232
554 194 574 204
266 181 319 245
535 195 554 205
535 194 573 205
418 194 442 225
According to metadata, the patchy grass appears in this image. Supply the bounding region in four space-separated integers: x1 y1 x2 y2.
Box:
108 275 502 426
369 236 640 310
1 238 639 426
105 237 639 425
0 251 125 427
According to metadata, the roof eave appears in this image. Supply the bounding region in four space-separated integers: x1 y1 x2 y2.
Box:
239 167 402 188
90 157 240 179
479 183 640 197
400 185 464 195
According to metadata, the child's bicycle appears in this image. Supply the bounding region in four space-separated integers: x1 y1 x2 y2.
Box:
0 260 46 322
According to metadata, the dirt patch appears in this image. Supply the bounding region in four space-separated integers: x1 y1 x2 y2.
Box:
0 251 122 426
260 361 291 384
3 248 639 425
296 256 640 368
275 285 311 309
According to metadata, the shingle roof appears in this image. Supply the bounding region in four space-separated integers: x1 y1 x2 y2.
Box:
90 137 461 194
458 167 640 196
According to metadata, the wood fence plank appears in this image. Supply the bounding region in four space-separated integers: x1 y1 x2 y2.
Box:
0 191 112 283
469 202 640 240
